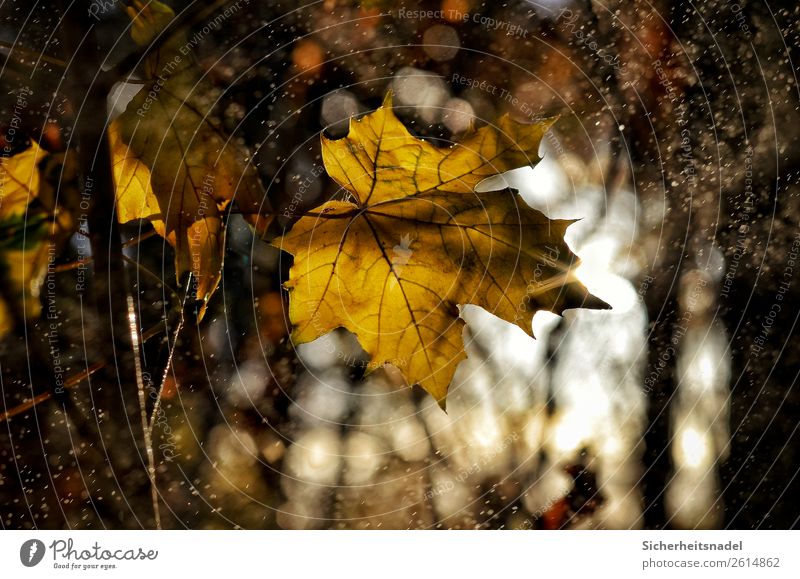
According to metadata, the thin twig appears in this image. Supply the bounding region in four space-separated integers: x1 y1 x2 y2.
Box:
0 40 67 68
0 362 104 422
54 257 93 273
53 230 180 299
54 229 158 272
0 323 166 423
148 275 192 436
122 255 180 300
128 294 162 529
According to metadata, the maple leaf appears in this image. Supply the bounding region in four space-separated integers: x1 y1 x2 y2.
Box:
110 0 266 315
0 143 51 336
0 142 46 220
274 93 609 405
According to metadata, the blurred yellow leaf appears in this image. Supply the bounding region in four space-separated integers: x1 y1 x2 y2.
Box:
111 0 266 315
274 93 608 405
0 142 46 219
0 234 52 337
0 143 51 336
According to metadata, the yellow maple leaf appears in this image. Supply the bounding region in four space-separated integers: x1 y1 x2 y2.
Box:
274 93 609 405
0 142 47 219
110 0 266 314
0 143 51 336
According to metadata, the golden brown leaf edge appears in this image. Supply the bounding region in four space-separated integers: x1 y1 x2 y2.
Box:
273 92 610 408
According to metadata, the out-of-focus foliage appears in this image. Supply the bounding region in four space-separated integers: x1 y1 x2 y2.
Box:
0 143 49 336
111 0 265 313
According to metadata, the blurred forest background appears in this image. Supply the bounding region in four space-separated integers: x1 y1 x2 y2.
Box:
1 0 799 529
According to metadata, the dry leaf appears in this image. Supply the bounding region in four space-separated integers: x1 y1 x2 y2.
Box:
274 93 608 405
111 0 266 314
0 142 46 219
0 143 51 336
